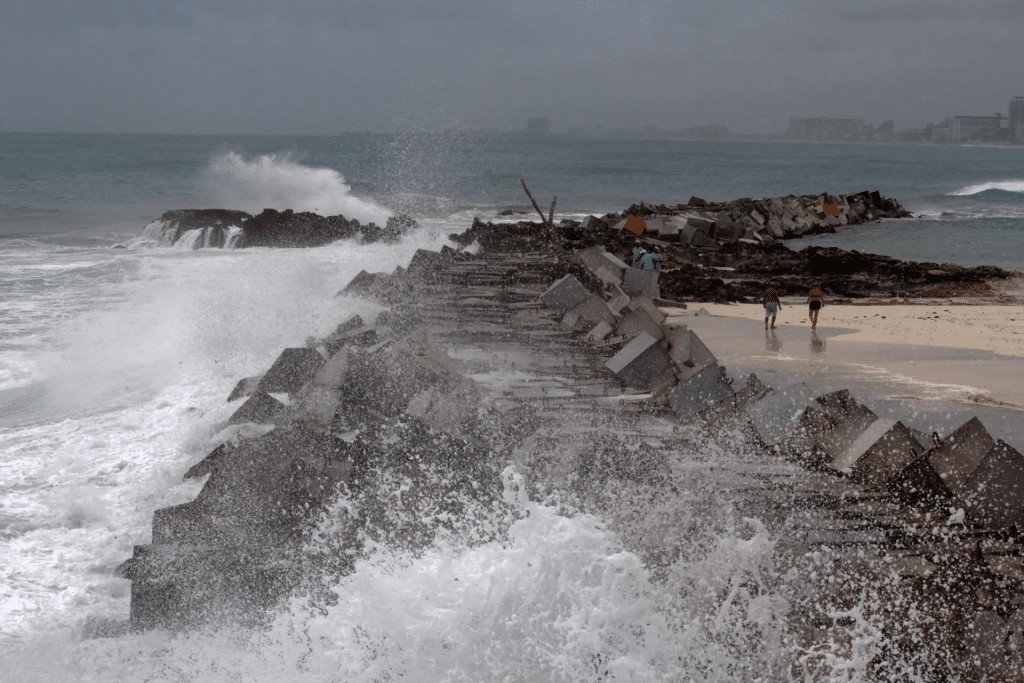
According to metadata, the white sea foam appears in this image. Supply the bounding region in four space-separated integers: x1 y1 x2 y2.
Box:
949 179 1024 195
204 152 394 225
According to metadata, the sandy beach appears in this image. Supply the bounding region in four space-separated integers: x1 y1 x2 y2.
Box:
660 298 1024 448
673 299 1024 357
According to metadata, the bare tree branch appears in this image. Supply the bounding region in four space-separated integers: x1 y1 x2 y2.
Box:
520 178 549 227
548 196 557 226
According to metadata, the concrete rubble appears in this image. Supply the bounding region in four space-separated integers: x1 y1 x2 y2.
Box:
116 221 1024 681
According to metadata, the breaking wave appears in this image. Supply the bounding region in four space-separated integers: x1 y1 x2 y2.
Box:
949 180 1024 196
203 152 393 226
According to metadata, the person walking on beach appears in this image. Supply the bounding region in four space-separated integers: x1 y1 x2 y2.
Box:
639 247 663 271
808 286 824 329
763 287 781 329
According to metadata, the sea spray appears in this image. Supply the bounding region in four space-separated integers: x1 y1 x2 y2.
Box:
204 152 393 226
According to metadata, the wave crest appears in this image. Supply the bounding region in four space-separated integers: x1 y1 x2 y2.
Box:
204 152 393 225
949 180 1024 196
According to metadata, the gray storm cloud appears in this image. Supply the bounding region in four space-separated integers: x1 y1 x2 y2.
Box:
0 0 1019 134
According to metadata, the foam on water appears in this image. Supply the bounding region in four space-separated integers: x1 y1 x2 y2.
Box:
949 179 1024 196
204 152 394 226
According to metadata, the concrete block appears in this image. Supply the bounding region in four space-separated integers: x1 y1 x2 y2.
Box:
585 321 613 343
228 391 285 425
929 417 996 494
888 455 953 507
227 376 263 402
667 363 734 418
628 295 668 324
958 440 1024 530
605 331 673 391
820 404 878 466
572 294 618 327
599 251 630 274
622 268 660 298
256 348 326 394
743 382 821 446
848 420 928 485
540 275 590 313
815 389 858 421
831 417 898 473
559 310 582 331
664 327 717 371
573 245 606 270
604 283 631 316
699 373 768 424
749 209 765 225
614 308 665 341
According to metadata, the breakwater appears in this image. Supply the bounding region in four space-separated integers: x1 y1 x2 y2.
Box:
113 214 1024 679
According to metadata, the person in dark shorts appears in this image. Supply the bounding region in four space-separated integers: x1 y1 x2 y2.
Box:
763 287 781 329
808 286 824 328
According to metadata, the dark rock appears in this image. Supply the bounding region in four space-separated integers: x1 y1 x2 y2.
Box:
184 443 234 480
687 196 708 207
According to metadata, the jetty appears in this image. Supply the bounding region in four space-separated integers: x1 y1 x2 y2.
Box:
116 193 1024 680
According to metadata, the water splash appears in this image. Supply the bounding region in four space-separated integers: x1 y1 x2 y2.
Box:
204 152 393 226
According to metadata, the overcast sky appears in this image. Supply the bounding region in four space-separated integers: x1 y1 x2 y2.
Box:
2 0 1021 135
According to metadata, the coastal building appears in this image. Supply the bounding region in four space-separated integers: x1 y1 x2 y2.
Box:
951 114 1005 142
1010 97 1024 140
526 118 551 137
784 117 866 141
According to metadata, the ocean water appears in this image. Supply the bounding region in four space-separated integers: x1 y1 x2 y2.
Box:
1 133 1023 680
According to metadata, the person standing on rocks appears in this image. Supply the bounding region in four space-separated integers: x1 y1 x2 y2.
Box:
639 247 663 271
632 243 647 269
763 287 781 329
808 286 824 329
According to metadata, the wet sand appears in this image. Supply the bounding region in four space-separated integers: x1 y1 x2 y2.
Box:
662 304 1024 451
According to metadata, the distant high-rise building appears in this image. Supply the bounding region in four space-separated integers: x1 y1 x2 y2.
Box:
951 114 1005 142
526 118 550 137
1010 97 1024 140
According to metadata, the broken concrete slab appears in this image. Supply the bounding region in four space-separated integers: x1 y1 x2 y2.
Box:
605 331 674 391
957 440 1024 530
743 382 822 446
539 275 590 313
621 268 660 298
667 363 734 418
228 392 285 425
256 348 327 394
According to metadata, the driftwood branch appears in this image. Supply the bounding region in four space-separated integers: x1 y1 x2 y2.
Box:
521 178 549 227
520 178 564 260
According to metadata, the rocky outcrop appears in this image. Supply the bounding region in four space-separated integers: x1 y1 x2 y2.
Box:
139 209 420 249
452 191 1014 303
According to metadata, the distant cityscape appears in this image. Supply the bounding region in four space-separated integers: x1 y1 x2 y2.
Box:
526 95 1024 144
